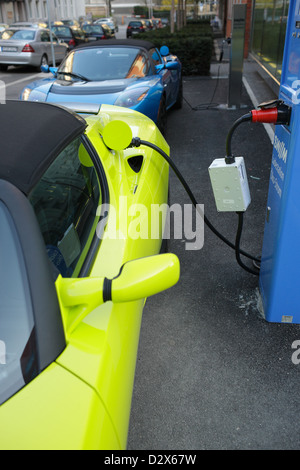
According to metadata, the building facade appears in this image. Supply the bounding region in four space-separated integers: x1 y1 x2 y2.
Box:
0 0 87 24
221 0 288 94
0 1 27 23
251 0 290 88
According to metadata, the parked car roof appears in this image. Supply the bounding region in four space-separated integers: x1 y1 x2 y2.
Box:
0 101 86 194
74 38 156 51
10 21 47 28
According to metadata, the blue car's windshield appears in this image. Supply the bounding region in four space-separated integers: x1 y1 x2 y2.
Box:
57 46 152 81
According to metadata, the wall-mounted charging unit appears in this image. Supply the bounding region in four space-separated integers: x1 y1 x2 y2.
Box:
259 0 300 323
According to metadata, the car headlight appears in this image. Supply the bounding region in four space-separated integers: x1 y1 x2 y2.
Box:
115 87 150 108
21 88 32 101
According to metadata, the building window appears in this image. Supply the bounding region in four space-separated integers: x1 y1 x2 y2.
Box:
251 0 290 83
35 0 40 18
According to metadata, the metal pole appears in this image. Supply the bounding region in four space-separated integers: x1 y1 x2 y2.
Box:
228 4 247 109
46 0 56 67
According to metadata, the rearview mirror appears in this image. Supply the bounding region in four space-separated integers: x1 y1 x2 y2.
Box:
56 253 180 338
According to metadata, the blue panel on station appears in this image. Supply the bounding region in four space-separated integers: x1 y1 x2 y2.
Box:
259 0 300 323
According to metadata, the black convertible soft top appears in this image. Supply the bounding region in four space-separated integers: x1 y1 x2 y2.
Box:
0 100 86 195
74 38 156 51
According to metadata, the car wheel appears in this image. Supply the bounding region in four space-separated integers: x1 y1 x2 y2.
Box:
157 95 167 136
174 78 183 109
0 64 8 72
38 54 48 71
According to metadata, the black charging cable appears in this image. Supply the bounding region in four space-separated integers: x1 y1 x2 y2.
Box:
235 212 259 275
225 112 252 163
130 137 260 269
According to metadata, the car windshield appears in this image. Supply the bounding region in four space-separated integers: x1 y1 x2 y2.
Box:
58 46 151 81
1 29 36 40
129 21 142 27
83 25 103 33
51 26 71 37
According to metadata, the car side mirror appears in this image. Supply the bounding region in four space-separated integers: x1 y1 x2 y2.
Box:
41 64 49 73
56 253 180 338
41 64 58 76
165 61 180 71
49 66 58 76
155 63 165 73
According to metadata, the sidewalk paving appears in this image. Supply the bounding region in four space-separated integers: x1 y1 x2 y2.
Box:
127 48 300 450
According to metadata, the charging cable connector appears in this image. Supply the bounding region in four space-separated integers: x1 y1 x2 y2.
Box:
251 99 291 126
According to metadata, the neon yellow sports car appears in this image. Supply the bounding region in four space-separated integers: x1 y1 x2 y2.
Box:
0 100 179 450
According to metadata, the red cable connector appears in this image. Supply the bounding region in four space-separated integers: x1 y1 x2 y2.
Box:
251 100 291 126
225 100 291 164
251 108 278 123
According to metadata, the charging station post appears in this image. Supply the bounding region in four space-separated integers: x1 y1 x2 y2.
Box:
259 0 300 323
228 4 247 109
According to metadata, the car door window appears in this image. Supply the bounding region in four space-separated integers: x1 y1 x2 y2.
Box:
28 136 101 277
0 202 37 406
40 30 50 42
150 47 163 66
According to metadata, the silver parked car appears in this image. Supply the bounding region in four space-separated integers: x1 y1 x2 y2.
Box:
0 27 68 71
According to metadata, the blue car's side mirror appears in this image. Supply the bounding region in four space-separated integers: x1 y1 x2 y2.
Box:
41 64 58 76
155 64 165 73
165 61 180 71
49 66 58 76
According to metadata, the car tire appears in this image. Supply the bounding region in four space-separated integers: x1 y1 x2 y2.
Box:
157 95 167 136
0 65 8 72
174 78 183 109
38 54 48 71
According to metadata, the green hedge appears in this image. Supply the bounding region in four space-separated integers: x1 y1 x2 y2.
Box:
134 23 213 76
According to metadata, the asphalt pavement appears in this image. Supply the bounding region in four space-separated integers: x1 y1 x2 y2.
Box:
127 46 300 450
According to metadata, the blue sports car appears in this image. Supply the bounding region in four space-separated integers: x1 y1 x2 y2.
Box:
20 39 182 134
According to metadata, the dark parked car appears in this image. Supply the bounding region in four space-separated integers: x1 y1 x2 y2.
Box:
126 20 147 38
61 19 81 30
51 25 87 49
82 23 115 40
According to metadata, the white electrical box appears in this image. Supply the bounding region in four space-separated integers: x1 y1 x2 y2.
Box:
208 156 251 212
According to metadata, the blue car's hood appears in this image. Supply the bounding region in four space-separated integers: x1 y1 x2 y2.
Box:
26 76 160 105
